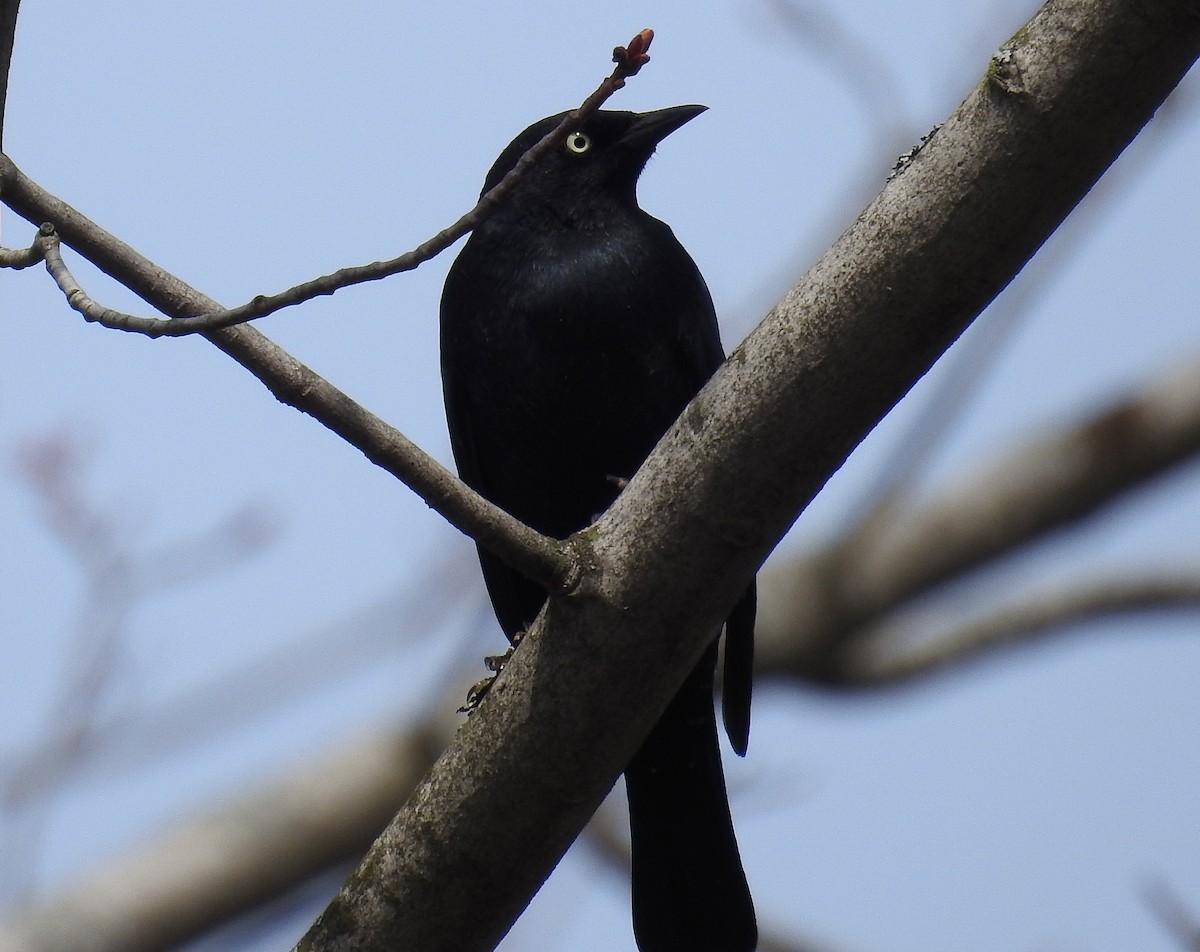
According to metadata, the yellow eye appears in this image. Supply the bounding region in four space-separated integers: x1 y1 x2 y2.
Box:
565 131 592 155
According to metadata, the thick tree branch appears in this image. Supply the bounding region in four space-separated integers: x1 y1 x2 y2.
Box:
11 353 1200 950
294 2 1200 950
0 156 571 595
12 352 1200 949
0 713 826 952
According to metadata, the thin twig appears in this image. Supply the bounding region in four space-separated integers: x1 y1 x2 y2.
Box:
1 29 657 338
0 155 572 594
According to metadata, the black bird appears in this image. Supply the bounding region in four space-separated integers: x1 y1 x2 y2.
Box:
440 105 756 952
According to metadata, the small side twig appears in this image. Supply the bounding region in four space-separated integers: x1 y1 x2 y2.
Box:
0 228 41 268
1 28 657 338
0 156 572 598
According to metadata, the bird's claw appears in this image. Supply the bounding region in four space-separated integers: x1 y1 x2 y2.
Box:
458 630 525 715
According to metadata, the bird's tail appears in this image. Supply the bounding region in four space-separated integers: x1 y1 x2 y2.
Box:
624 643 757 952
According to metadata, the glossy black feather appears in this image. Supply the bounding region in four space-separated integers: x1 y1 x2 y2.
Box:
440 106 756 952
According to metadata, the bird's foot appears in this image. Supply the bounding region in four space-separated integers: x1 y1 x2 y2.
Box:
458 630 525 715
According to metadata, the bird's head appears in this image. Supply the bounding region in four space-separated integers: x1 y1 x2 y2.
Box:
478 105 707 223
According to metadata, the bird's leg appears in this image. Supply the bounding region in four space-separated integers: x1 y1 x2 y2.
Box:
458 629 525 714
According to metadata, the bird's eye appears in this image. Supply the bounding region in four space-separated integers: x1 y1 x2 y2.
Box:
565 131 592 155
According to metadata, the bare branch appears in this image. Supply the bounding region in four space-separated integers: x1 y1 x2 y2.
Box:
0 730 439 952
0 157 572 594
756 354 1200 680
857 356 1200 599
0 29 656 337
9 560 1185 952
2 710 834 952
845 573 1200 685
851 69 1185 517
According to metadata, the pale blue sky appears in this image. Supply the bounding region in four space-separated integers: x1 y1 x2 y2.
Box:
3 2 1199 951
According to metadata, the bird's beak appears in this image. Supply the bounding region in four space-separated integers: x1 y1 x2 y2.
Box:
620 104 708 152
